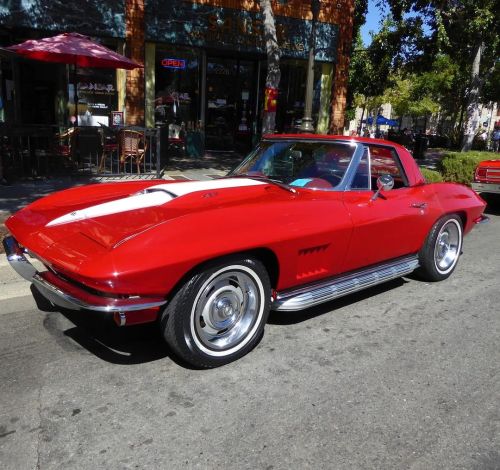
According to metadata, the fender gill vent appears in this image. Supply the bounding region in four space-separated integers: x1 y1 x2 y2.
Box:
298 244 329 256
297 244 330 280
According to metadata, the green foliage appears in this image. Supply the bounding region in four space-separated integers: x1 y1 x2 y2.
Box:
352 0 369 41
382 75 411 116
369 0 500 147
420 168 444 183
482 61 500 103
439 151 494 185
381 53 458 121
345 107 356 123
344 1 369 121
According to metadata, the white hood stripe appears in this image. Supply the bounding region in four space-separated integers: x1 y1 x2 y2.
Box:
46 178 264 227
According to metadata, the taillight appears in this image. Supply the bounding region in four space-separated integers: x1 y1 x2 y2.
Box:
475 167 487 181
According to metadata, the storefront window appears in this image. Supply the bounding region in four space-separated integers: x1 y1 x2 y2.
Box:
154 47 200 131
0 58 11 123
275 59 322 133
205 57 256 151
71 67 118 126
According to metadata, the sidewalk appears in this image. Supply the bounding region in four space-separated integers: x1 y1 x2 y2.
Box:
0 148 446 253
0 150 243 252
416 148 447 170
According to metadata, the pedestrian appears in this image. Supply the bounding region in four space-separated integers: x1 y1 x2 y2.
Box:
402 128 414 152
492 127 500 153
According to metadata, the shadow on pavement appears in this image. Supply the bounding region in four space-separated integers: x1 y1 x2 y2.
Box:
482 194 500 216
31 284 174 365
62 314 171 366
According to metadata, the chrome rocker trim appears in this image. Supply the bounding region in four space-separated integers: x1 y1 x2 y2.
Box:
273 255 419 311
3 236 167 313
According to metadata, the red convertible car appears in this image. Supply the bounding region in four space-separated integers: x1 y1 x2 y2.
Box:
472 158 500 195
3 135 488 367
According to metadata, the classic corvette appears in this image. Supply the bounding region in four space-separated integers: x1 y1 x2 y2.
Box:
3 135 488 367
471 158 500 195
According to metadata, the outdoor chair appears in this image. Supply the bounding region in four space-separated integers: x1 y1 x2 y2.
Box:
50 127 80 173
97 123 119 173
54 127 79 160
119 129 147 174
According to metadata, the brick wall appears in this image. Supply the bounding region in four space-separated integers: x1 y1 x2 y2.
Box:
123 0 352 130
329 0 354 133
186 0 341 23
125 0 145 125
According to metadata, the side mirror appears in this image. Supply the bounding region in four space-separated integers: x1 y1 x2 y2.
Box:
371 174 394 201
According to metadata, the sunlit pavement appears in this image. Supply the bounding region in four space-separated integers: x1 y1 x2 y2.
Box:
0 200 499 469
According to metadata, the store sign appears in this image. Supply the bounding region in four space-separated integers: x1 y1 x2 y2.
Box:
147 1 339 62
161 58 187 69
0 0 125 37
74 74 117 127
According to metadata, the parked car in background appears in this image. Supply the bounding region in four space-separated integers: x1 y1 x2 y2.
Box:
472 159 500 195
3 135 488 368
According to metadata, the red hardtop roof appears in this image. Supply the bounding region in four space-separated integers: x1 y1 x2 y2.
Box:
262 133 425 187
262 133 408 152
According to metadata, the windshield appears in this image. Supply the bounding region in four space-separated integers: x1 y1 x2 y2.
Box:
229 140 358 190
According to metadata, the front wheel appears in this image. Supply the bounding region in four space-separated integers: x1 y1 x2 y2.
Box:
416 215 463 282
160 257 271 368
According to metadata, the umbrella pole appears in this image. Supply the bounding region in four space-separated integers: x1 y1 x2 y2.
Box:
74 62 78 126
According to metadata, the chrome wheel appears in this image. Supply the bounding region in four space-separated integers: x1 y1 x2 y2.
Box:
433 219 462 274
190 265 265 357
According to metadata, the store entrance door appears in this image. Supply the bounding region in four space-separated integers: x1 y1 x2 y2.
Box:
205 57 257 152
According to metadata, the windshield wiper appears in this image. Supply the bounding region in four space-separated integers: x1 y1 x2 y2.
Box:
227 174 297 194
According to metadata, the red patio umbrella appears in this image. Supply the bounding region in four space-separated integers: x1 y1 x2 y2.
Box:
6 32 142 69
7 32 142 124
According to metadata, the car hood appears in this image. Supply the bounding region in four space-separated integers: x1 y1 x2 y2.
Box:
6 178 282 267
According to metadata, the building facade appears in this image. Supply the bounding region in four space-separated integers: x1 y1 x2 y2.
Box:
0 0 354 151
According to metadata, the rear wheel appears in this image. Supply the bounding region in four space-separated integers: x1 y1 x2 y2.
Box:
160 257 271 368
416 215 463 282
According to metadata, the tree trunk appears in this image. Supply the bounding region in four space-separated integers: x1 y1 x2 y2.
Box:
260 0 281 135
357 101 366 135
461 42 483 152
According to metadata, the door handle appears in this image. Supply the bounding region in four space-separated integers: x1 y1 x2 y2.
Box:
411 202 428 209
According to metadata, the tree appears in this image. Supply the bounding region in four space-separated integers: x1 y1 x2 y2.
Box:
379 0 500 151
347 16 411 130
344 0 369 125
259 0 281 135
384 55 457 124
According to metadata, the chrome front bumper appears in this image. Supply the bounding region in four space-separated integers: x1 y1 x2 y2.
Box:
2 236 167 313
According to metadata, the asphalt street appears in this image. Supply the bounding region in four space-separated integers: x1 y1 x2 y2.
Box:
0 199 499 470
